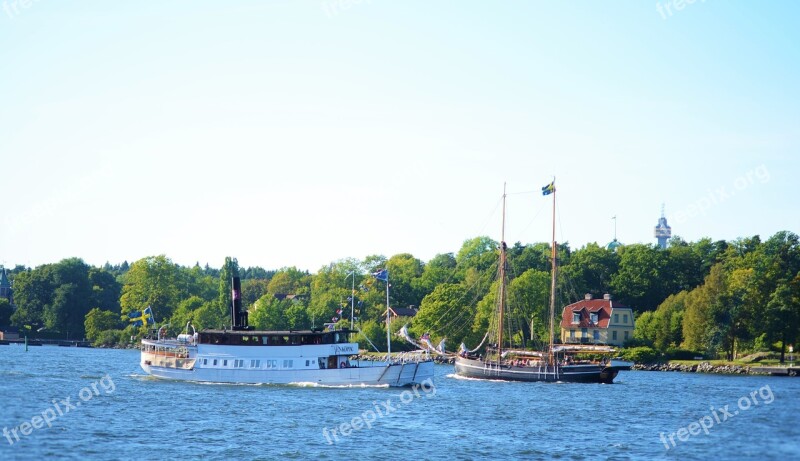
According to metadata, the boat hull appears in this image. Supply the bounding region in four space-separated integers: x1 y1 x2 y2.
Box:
141 357 435 387
454 357 623 384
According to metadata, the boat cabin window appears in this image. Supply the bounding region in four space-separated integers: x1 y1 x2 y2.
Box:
318 357 326 369
198 331 351 346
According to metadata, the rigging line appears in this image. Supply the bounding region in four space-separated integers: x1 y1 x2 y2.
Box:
518 197 549 240
427 258 499 332
470 195 504 241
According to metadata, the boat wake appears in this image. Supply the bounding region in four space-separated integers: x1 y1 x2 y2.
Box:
446 373 512 383
288 381 390 389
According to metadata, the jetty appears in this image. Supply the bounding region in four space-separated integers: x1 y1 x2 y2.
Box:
0 338 92 347
750 365 800 377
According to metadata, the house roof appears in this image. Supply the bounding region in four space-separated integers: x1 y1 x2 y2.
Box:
560 298 631 329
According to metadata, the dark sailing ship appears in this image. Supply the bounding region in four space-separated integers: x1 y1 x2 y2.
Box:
453 181 632 384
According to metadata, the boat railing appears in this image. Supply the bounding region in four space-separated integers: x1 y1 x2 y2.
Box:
388 350 431 364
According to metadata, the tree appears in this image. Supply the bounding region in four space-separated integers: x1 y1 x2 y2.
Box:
0 298 12 329
120 255 182 321
11 266 54 328
89 268 121 312
84 308 121 343
386 253 425 310
561 243 619 301
412 283 476 347
610 244 670 312
218 256 240 311
250 295 289 331
507 269 550 347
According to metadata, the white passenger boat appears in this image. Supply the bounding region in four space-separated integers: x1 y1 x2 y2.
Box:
140 277 434 387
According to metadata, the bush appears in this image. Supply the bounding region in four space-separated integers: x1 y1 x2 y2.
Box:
665 347 702 360
620 346 659 364
93 329 124 347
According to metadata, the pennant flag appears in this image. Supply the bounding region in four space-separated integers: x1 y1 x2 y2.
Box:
542 181 555 196
372 269 388 281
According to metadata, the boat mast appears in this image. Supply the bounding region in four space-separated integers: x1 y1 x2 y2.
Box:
386 271 391 357
497 184 507 364
548 178 557 365
346 270 356 330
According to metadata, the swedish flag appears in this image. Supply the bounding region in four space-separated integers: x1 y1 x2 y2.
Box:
542 181 555 196
128 307 155 327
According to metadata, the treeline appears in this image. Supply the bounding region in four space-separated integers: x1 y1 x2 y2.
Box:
2 231 798 359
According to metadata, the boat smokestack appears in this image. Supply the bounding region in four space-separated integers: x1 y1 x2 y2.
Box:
231 276 249 330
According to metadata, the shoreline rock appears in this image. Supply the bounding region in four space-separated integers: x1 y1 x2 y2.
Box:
632 361 764 375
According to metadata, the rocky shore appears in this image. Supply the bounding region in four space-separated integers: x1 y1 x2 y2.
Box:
632 361 763 375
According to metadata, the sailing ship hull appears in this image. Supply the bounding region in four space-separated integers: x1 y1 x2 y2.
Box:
454 357 622 384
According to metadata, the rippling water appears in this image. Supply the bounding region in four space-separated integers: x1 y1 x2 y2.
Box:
1 345 799 460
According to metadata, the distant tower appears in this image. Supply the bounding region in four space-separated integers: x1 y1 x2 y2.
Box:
607 216 622 251
654 205 672 249
0 266 12 306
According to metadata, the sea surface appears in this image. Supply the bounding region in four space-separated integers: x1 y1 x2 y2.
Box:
1 345 799 460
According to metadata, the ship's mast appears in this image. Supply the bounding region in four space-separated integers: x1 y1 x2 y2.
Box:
548 179 557 365
497 184 507 364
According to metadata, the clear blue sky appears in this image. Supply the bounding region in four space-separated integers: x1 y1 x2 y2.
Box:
1 1 798 272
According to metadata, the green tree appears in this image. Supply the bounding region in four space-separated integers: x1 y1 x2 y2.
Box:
89 268 121 312
120 255 182 322
386 253 424 310
561 243 619 300
218 256 240 311
611 244 670 312
0 298 12 329
84 308 121 343
412 283 476 347
250 295 289 331
507 269 550 347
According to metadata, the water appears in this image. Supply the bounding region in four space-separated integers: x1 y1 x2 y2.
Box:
1 345 799 460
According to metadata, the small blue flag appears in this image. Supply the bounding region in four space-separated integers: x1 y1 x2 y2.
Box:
372 269 388 281
542 181 555 196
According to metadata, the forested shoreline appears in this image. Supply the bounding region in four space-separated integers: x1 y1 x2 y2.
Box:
1 231 798 361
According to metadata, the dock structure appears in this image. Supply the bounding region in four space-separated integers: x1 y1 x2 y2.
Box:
751 366 800 377
0 338 92 347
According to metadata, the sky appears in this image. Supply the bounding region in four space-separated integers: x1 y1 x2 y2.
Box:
1 0 798 272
